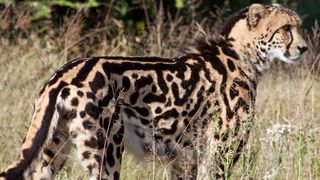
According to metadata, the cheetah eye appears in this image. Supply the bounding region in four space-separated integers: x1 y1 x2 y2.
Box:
283 25 292 32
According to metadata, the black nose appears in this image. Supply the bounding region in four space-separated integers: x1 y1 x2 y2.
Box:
298 46 308 54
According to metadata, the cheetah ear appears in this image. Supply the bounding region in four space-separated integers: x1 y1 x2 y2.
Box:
272 3 282 7
248 4 269 27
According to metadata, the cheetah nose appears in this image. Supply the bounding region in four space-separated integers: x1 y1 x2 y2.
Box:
298 45 308 54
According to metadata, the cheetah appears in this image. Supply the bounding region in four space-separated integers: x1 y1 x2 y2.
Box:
0 3 307 180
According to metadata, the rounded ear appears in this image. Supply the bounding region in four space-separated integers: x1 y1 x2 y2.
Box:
272 3 282 7
248 4 269 27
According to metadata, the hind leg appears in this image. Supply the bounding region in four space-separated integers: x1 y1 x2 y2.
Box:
66 89 126 179
77 94 125 180
102 116 124 180
171 146 198 180
56 90 108 179
71 103 124 180
29 130 71 180
28 86 81 179
72 127 107 180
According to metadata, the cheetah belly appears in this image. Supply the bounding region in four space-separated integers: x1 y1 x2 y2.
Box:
122 113 148 158
121 109 182 161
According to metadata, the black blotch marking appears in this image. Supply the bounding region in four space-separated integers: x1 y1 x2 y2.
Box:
214 133 220 140
226 109 234 119
133 106 149 117
175 133 183 143
60 88 70 99
44 149 54 158
183 140 192 147
154 134 163 140
98 85 113 107
85 102 100 120
155 108 179 122
71 98 79 106
222 45 240 59
114 172 120 180
227 59 236 72
87 164 94 175
230 83 239 100
77 90 84 97
80 111 86 118
86 92 96 101
84 137 98 148
52 136 60 144
100 118 111 131
94 154 102 164
57 106 77 121
82 151 91 159
82 120 93 129
183 119 189 126
155 107 162 114
166 74 173 81
124 108 137 118
182 111 188 116
221 129 229 142
113 126 124 145
122 76 131 92
143 93 166 103
140 118 150 125
107 144 115 166
129 92 139 105
151 85 157 93
89 71 105 94
135 75 153 90
234 78 250 91
156 71 168 93
96 129 105 149
113 134 122 145
132 73 138 79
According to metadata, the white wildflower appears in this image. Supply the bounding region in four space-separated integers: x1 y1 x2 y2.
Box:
260 124 300 143
263 167 278 180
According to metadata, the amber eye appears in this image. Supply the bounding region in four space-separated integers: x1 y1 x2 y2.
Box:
283 25 292 32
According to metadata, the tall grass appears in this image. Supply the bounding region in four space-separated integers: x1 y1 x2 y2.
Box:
0 2 319 179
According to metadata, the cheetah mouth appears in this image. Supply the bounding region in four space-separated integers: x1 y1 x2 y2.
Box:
287 55 303 63
281 52 303 64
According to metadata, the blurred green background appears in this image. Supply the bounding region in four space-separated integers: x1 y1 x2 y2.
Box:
0 0 319 32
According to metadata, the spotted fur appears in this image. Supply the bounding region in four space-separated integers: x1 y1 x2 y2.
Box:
0 4 307 180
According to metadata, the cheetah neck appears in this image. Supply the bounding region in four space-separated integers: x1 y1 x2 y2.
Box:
227 19 271 77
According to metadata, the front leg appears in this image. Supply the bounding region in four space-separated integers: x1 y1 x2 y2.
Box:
171 146 197 180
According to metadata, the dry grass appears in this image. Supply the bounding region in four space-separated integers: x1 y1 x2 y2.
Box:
0 2 320 180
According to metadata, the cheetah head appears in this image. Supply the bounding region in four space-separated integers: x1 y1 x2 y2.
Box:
222 4 307 72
